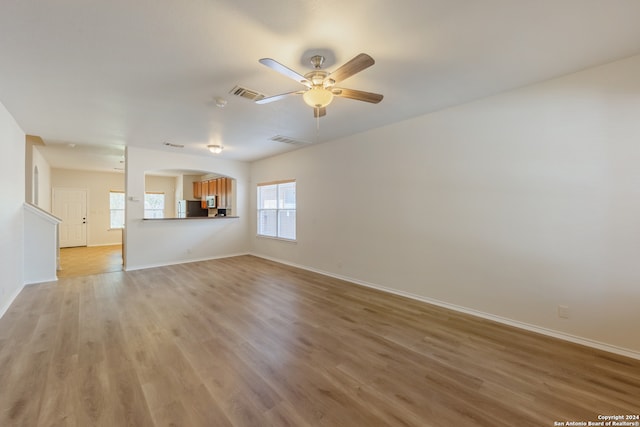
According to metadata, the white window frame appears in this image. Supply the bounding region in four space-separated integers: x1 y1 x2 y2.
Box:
257 180 296 241
144 192 165 219
109 191 125 229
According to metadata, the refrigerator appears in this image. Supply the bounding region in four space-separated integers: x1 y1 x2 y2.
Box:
177 200 208 218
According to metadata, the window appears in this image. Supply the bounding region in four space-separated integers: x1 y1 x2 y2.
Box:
257 180 296 240
109 191 125 229
144 192 165 218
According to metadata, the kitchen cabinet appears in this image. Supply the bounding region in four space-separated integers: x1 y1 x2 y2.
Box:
200 180 209 209
209 179 218 199
193 177 233 210
193 181 202 199
218 178 226 208
225 178 232 208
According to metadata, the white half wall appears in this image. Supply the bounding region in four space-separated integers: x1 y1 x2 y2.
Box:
0 100 25 318
23 203 60 285
125 146 250 270
251 54 640 356
51 168 125 246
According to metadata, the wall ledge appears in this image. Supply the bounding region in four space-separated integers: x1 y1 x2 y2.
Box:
24 202 61 224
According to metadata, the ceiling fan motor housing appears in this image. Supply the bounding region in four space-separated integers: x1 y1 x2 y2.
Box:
310 55 325 69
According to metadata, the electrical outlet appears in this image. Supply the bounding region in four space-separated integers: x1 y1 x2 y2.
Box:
558 305 570 319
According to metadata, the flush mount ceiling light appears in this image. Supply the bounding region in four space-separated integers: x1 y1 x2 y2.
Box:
214 97 227 108
208 144 223 154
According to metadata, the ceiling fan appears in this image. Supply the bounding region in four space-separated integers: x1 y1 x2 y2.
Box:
255 53 383 118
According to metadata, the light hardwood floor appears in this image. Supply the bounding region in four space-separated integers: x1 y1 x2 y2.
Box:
1 255 638 426
58 245 123 278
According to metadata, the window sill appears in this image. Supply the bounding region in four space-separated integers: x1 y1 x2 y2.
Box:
256 235 297 243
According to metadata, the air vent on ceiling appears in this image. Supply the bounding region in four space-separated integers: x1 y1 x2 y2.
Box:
163 142 184 148
270 135 311 145
229 85 265 101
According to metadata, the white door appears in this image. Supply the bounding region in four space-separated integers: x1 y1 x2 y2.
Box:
53 188 87 248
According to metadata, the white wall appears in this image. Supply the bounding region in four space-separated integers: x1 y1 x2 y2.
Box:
174 174 183 204
183 174 201 200
251 54 640 356
0 100 25 317
125 146 250 270
32 145 52 211
51 169 125 246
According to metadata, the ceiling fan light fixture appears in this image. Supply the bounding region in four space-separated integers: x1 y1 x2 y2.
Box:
303 87 333 108
208 144 223 154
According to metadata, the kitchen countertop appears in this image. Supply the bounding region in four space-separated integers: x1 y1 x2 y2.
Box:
143 216 239 220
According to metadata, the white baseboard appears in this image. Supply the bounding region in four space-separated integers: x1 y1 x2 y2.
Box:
24 275 58 285
250 253 640 361
0 285 24 320
124 252 250 272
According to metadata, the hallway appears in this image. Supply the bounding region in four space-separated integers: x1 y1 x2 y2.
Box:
58 244 123 278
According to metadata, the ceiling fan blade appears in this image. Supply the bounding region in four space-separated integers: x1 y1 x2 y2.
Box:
314 107 326 118
329 53 375 84
259 58 310 86
255 90 304 104
332 88 383 104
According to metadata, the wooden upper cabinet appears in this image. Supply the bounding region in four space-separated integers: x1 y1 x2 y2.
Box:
199 180 209 209
225 178 232 208
193 181 202 199
210 179 218 198
194 177 232 209
218 178 227 208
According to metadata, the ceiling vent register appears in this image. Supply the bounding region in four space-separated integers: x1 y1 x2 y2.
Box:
270 135 311 145
163 142 184 148
229 85 265 101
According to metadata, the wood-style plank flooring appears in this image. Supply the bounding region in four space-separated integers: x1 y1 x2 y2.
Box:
58 245 123 278
1 255 638 426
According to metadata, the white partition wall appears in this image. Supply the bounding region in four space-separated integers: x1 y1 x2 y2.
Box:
125 146 251 270
0 100 25 318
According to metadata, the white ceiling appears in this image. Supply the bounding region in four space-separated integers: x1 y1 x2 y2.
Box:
2 0 640 170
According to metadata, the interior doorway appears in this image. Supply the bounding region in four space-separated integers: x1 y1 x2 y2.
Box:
52 187 124 277
57 245 123 278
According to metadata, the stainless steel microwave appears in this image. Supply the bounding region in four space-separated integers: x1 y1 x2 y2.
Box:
206 196 216 208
